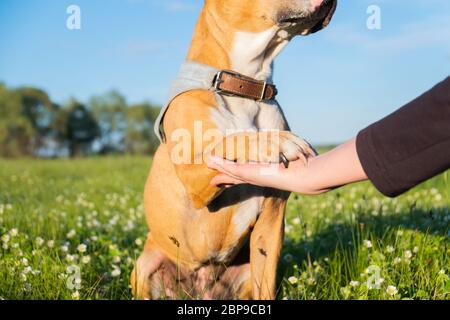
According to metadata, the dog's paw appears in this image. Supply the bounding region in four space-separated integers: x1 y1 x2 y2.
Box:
258 131 317 166
281 131 317 162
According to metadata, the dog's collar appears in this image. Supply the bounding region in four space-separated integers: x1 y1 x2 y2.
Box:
212 69 277 102
154 60 278 143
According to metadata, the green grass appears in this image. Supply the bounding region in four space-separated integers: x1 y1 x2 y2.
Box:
0 157 448 300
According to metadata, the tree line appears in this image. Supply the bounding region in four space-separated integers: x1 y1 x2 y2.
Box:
0 83 161 158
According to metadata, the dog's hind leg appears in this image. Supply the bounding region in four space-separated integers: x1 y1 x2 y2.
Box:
249 195 288 300
131 236 167 300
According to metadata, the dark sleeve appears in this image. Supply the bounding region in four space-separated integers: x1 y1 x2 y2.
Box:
356 76 450 197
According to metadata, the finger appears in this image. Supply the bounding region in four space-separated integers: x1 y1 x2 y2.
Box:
210 174 246 186
208 155 286 187
207 156 235 170
207 156 246 177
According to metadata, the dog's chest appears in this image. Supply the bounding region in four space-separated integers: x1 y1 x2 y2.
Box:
208 98 288 263
211 96 288 133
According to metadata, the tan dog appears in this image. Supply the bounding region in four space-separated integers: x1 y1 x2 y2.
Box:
132 0 337 300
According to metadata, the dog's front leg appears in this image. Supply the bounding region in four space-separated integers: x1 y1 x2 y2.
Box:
163 91 316 209
249 195 288 300
167 129 314 209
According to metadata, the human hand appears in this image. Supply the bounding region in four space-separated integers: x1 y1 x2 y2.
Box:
207 138 368 195
206 152 329 195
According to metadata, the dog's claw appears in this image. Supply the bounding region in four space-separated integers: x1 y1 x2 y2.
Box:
279 153 290 169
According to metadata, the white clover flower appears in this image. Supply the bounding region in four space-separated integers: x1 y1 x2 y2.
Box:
404 250 413 259
1 234 10 243
386 245 395 253
72 291 80 299
340 287 351 298
434 194 442 201
66 230 76 239
396 230 404 236
288 276 298 285
35 237 44 247
21 258 29 266
9 228 18 237
350 281 360 288
66 254 75 262
77 244 87 253
113 256 121 263
363 240 373 249
438 270 446 276
90 236 98 242
307 277 316 286
292 217 301 225
23 266 32 274
47 240 55 248
135 238 143 246
61 245 69 253
386 285 398 296
413 246 419 253
111 268 121 277
393 257 402 265
81 255 91 264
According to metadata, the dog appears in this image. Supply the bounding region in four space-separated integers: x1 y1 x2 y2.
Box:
132 0 337 300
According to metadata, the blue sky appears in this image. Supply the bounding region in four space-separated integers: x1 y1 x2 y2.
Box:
1 0 449 144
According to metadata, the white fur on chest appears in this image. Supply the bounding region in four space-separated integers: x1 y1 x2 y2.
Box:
210 99 287 263
210 28 290 261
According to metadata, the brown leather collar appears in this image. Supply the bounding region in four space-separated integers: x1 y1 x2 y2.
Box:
213 70 278 101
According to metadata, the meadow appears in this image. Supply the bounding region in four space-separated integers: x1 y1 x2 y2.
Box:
0 157 448 300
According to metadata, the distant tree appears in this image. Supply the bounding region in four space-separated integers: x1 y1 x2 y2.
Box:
0 84 35 157
124 102 161 154
51 102 69 143
66 100 99 157
16 87 56 151
0 83 162 158
90 90 127 154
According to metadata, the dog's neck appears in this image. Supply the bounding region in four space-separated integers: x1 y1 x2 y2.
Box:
187 7 291 82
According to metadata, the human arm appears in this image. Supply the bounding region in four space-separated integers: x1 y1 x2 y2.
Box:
208 76 450 196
